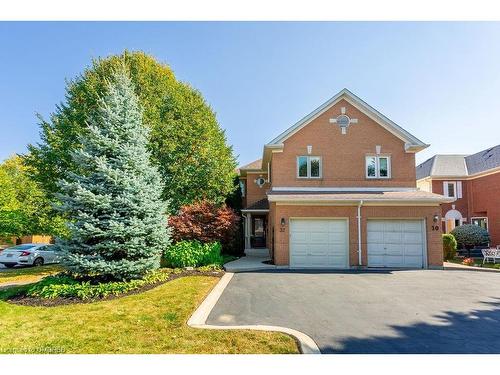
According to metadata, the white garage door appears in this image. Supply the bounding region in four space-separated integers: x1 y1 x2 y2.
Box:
367 220 425 268
290 219 348 268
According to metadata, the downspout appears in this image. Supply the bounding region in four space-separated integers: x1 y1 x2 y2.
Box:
357 200 364 267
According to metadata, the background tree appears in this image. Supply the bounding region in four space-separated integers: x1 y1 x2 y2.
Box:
25 51 236 213
56 68 169 280
0 155 65 242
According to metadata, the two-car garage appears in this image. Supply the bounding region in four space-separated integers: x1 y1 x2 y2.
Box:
289 218 426 269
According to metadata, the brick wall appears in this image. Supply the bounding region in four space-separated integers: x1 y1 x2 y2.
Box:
271 99 417 188
272 204 443 268
243 172 270 207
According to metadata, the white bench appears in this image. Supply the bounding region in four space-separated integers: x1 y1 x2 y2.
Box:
482 248 500 264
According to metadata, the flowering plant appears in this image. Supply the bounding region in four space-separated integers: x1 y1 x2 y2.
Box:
462 258 475 266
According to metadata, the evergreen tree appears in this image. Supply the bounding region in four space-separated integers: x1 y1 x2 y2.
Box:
56 67 169 280
26 51 236 213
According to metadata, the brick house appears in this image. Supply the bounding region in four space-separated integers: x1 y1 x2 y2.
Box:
238 89 453 269
416 145 500 247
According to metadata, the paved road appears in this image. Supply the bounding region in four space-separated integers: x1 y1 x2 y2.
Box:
207 269 500 353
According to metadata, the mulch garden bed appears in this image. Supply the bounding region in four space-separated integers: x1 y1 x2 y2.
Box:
4 269 224 307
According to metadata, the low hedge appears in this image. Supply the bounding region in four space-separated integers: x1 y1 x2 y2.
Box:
163 241 223 268
25 270 171 300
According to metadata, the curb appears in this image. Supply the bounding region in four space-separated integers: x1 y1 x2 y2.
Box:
444 265 500 273
187 272 321 354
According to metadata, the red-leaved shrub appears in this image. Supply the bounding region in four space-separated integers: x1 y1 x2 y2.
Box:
168 200 240 250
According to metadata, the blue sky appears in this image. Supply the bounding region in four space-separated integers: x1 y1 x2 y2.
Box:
0 22 499 166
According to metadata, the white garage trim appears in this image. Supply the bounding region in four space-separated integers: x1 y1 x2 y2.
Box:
289 217 350 269
366 218 428 269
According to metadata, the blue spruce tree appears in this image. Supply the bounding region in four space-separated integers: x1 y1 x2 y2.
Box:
56 67 170 280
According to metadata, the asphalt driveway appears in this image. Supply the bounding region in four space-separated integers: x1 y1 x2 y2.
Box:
206 269 500 353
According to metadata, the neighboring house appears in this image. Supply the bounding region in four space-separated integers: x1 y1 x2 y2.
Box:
416 145 500 246
238 89 453 269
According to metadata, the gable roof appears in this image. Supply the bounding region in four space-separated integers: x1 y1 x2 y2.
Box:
416 144 500 179
239 158 262 171
266 88 429 153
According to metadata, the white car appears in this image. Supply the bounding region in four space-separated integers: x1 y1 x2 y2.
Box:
0 244 61 268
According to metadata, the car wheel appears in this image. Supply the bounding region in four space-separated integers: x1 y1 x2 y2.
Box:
33 258 44 267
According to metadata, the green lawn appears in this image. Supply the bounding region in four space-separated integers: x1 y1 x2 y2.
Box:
0 275 299 354
0 265 62 286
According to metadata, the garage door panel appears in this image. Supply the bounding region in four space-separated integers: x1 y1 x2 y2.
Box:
367 220 424 268
385 244 403 255
290 219 348 268
403 232 423 244
290 232 307 242
368 255 385 266
384 221 402 232
367 231 384 243
367 243 385 255
404 244 423 256
310 232 330 243
385 255 405 266
384 232 402 244
403 221 422 232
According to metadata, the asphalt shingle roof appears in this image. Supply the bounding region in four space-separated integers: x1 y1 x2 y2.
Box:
244 198 269 210
465 145 500 175
239 158 262 170
416 144 500 179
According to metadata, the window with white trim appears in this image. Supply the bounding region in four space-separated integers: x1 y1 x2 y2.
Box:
444 181 456 198
365 156 391 179
297 156 321 178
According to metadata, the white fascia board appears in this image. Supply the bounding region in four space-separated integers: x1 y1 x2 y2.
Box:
266 88 428 150
269 196 454 205
271 187 417 192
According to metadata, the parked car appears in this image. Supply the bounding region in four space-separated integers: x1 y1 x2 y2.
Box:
0 244 60 268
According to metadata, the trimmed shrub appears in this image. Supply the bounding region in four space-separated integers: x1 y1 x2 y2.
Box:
442 234 457 260
450 224 490 251
163 241 223 268
26 270 171 300
168 200 239 253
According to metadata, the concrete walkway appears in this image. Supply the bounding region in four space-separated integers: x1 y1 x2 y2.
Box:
224 248 278 272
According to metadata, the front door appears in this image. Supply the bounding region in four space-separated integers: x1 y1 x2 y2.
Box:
251 216 266 248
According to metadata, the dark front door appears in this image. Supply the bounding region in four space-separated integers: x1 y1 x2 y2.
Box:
251 215 267 248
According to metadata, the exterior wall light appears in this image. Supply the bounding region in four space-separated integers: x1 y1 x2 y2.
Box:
280 217 286 226
433 214 439 223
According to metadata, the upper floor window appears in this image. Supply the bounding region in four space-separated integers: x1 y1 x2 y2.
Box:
446 182 456 198
366 156 391 179
297 156 321 178
443 181 462 198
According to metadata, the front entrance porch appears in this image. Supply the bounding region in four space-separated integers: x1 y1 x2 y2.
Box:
241 198 270 252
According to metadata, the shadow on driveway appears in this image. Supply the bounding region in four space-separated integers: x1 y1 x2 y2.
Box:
324 298 500 353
